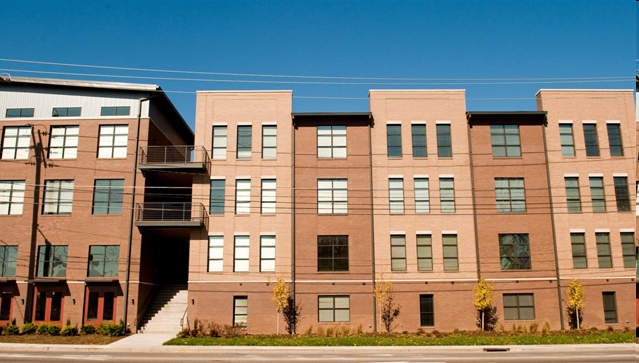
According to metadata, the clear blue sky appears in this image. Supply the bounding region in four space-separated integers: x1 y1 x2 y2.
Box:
0 0 634 129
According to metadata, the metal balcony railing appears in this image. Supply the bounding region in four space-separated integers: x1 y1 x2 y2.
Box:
135 202 208 228
138 146 210 173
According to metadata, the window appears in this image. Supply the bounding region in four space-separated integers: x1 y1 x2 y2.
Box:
33 289 63 322
436 124 452 157
211 126 228 160
386 124 402 157
6 108 34 118
234 236 250 272
620 232 635 269
318 296 349 322
0 246 17 277
52 107 81 117
92 179 124 215
36 245 68 277
499 234 531 270
43 180 74 215
0 180 25 215
0 292 11 321
318 235 348 272
49 125 79 159
411 124 427 157
595 232 612 268
606 123 623 156
559 124 575 157
86 289 115 323
495 178 526 213
589 177 606 212
1 126 31 160
261 125 277 159
414 178 430 213
317 179 347 214
602 292 617 324
419 295 434 326
613 177 630 211
439 178 455 213
583 123 600 157
390 235 406 271
564 177 581 212
503 293 535 320
260 235 276 272
208 236 224 272
87 246 119 277
235 179 251 214
442 234 458 271
261 179 276 214
236 125 252 159
416 234 433 271
233 296 248 327
209 180 225 215
100 106 130 116
491 125 521 157
317 125 346 158
570 233 587 269
388 178 404 214
98 125 128 158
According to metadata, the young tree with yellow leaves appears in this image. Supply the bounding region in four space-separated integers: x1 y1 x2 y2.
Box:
473 277 497 331
566 279 584 329
269 277 288 334
374 275 401 333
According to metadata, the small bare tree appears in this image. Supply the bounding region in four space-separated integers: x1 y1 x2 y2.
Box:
374 276 400 333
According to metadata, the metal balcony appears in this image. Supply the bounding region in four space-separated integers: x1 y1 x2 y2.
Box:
138 146 210 173
135 202 208 228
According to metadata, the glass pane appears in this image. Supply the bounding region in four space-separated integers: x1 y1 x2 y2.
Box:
318 310 333 322
87 292 99 321
103 292 114 321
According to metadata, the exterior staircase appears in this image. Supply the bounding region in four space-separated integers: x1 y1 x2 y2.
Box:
139 284 188 334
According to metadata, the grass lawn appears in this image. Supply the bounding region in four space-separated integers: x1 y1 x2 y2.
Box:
0 334 126 345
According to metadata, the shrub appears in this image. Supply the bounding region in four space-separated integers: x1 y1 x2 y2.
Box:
541 321 550 336
356 324 363 335
176 328 190 338
302 325 313 336
37 323 61 335
205 321 222 338
529 322 539 334
316 326 325 337
60 324 78 336
21 322 37 335
221 324 245 338
3 324 19 335
97 322 124 336
282 295 301 335
80 324 96 335
606 326 614 332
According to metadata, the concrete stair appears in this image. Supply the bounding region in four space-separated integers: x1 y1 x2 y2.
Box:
139 284 188 334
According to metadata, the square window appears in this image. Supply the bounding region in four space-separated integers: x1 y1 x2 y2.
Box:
503 293 535 320
36 245 68 277
88 245 119 277
0 180 25 215
318 235 348 272
318 295 349 322
318 179 347 214
317 125 346 158
98 125 128 159
495 178 526 213
43 180 74 215
1 126 32 160
491 125 521 157
499 234 531 270
92 179 124 215
49 126 79 159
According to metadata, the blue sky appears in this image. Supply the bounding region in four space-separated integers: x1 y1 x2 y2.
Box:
0 0 634 129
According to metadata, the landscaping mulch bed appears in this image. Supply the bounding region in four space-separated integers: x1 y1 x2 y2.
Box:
0 334 126 345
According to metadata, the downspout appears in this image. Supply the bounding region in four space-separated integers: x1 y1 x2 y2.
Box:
368 116 377 333
291 115 296 297
466 116 482 277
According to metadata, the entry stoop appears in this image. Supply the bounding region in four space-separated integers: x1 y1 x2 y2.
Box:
139 284 188 334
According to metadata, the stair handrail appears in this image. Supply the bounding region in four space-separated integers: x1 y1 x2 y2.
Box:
180 305 189 331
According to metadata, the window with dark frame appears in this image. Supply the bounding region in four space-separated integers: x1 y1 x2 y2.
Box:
1 126 32 160
261 125 277 159
442 234 458 271
0 292 11 321
386 124 402 157
559 124 575 157
317 125 346 158
0 180 26 215
233 296 248 327
236 125 252 159
570 233 587 269
100 106 130 116
43 180 74 215
416 234 433 271
5 108 34 118
52 107 81 117
208 236 224 272
606 123 623 157
411 124 427 157
583 123 600 157
36 245 68 277
414 178 430 213
564 177 582 212
595 232 612 268
613 176 630 211
209 179 225 215
390 235 406 271
260 179 276 214
211 126 228 160
318 295 349 322
495 178 526 213
388 178 404 214
318 235 348 272
97 125 128 158
87 245 119 277
317 179 347 214
49 125 79 159
503 293 535 320
589 177 606 212
620 232 635 269
234 179 251 214
602 292 617 324
419 294 434 326
92 179 124 215
499 234 531 270
234 236 250 272
0 246 18 277
436 124 452 157
490 125 521 157
34 290 62 322
439 178 455 213
260 235 276 272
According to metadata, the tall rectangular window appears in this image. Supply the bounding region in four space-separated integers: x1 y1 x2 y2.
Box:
5 108 34 118
0 292 11 321
564 177 581 212
233 296 248 327
416 234 432 271
0 246 17 277
419 295 434 327
596 232 612 268
52 107 81 117
236 125 252 159
613 176 630 212
235 179 251 214
100 106 130 116
602 292 617 324
92 179 124 215
1 126 31 160
436 124 452 157
570 233 587 269
411 124 427 157
209 180 225 215
317 179 347 214
495 178 526 213
559 124 575 157
260 179 276 214
87 246 119 277
261 125 277 159
606 123 623 156
388 178 404 214
0 180 25 215
43 180 74 215
318 296 349 322
208 236 224 272
390 235 406 271
439 178 455 213
211 126 228 160
36 245 68 277
386 124 402 157
48 125 79 159
318 235 348 272
583 123 600 157
491 125 521 157
620 232 635 269
234 236 250 272
442 234 458 271
589 177 606 212
499 234 531 270
503 293 535 320
260 235 276 272
317 125 346 158
98 125 128 158
414 178 430 213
